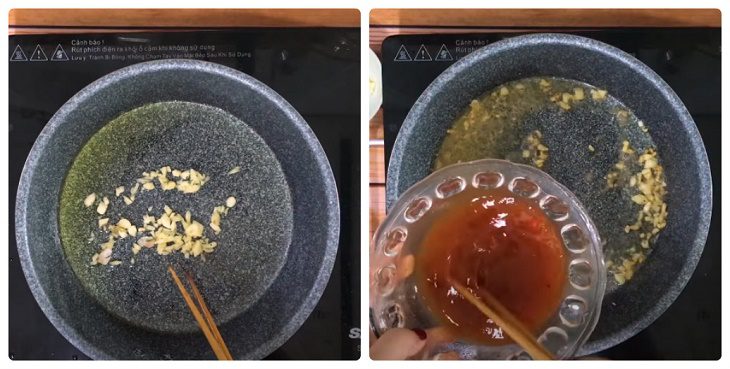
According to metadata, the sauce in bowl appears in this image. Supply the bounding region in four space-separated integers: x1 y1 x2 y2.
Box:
416 186 567 345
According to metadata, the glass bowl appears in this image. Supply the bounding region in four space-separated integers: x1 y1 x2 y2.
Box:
370 159 606 359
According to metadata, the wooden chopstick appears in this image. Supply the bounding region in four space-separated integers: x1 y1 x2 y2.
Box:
448 278 554 360
184 271 233 360
168 266 233 360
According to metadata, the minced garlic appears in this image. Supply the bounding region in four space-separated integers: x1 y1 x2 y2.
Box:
136 167 209 195
606 141 668 285
85 166 237 266
209 203 232 235
522 130 549 168
549 87 585 111
96 197 109 215
84 193 96 207
590 89 608 101
90 205 221 264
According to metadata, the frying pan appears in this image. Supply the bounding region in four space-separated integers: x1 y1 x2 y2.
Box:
15 59 339 359
386 34 712 355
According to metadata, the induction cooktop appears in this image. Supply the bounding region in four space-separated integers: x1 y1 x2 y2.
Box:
9 28 361 360
379 28 720 359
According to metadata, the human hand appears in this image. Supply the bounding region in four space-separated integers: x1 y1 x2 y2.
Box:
370 328 427 360
370 327 462 360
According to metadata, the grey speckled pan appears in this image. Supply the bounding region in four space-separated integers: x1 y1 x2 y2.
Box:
16 59 339 359
387 34 712 355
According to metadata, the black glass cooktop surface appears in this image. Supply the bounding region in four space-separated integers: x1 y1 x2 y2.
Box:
380 28 720 359
9 28 360 360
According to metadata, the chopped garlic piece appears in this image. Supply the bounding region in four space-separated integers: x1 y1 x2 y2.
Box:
590 89 608 101
631 194 647 205
185 221 205 238
561 93 572 104
100 236 115 250
111 226 128 239
143 214 155 225
162 181 177 191
98 248 112 265
228 166 241 175
137 236 155 248
117 218 132 229
158 213 173 229
226 197 236 208
573 87 585 101
84 193 96 207
176 182 199 193
96 197 109 215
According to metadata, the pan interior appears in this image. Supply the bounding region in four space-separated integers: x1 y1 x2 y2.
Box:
434 77 664 294
59 101 293 333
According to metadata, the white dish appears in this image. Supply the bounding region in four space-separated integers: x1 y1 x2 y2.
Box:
369 48 383 120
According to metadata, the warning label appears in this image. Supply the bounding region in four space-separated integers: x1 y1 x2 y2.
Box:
394 44 412 62
10 45 27 61
67 40 252 62
435 44 454 61
51 44 69 61
29 45 47 61
414 45 432 61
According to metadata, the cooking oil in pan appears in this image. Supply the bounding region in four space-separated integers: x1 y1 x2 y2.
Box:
59 101 293 333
